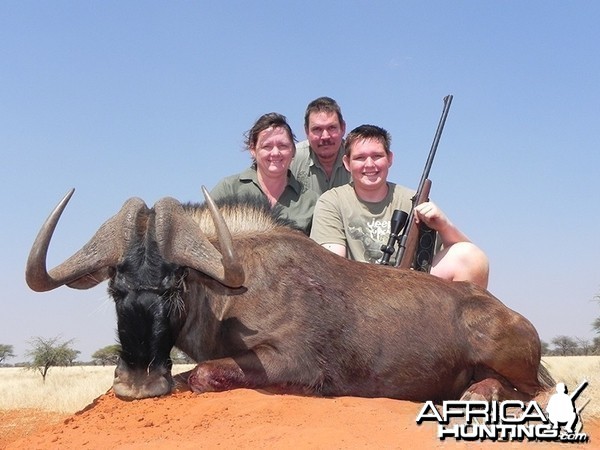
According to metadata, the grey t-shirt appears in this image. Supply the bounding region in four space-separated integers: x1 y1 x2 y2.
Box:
310 182 415 263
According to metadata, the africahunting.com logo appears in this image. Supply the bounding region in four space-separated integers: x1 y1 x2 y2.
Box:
416 381 590 443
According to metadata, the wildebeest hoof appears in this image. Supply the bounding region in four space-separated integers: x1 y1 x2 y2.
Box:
172 370 193 393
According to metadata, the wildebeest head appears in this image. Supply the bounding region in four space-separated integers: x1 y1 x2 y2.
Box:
108 216 184 400
26 187 245 399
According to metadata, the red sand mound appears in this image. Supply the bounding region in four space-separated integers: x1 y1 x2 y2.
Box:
2 389 597 449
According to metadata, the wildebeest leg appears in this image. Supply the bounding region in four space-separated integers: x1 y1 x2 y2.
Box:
460 369 532 402
183 347 318 395
462 292 546 399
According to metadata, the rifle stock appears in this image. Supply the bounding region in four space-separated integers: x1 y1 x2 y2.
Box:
396 179 431 269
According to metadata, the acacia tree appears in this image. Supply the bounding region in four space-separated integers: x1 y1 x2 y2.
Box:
594 317 600 336
593 337 600 355
576 338 592 356
551 335 578 356
0 344 15 364
26 336 80 382
92 344 121 366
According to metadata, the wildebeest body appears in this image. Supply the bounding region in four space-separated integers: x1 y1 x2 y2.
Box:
26 189 551 401
177 235 539 401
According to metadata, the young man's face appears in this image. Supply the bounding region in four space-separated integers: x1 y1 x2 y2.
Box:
343 138 393 191
305 111 346 166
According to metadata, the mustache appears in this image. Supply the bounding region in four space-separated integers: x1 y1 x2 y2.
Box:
318 139 335 146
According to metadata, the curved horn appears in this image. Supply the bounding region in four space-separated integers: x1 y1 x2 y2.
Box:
26 189 148 292
154 188 245 288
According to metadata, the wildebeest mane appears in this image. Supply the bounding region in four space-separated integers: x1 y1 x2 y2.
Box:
181 194 300 235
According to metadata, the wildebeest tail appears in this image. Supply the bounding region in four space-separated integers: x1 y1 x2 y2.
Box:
532 361 556 409
537 361 555 389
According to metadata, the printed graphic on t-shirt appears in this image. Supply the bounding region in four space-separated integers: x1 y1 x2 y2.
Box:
348 216 391 263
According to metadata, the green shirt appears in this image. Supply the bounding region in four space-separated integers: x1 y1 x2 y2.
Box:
290 140 351 196
310 182 415 263
210 167 319 235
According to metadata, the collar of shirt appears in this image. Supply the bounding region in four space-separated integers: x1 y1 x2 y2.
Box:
238 166 302 196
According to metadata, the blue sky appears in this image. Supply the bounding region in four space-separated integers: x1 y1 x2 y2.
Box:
2 1 599 361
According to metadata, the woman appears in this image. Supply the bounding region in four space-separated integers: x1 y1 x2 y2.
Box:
211 112 319 235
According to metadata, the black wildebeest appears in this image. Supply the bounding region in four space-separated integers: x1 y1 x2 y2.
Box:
26 188 553 401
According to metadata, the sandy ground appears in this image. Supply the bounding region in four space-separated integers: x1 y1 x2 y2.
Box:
1 389 597 450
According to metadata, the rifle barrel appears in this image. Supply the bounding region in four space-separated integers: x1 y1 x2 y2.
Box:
393 95 453 268
417 95 453 191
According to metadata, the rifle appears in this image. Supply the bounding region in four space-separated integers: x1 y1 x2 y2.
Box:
378 95 453 269
569 380 588 402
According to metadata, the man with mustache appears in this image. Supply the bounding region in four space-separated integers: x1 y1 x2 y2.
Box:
290 97 351 196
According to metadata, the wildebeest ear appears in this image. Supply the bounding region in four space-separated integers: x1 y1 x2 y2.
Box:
66 268 113 290
154 195 245 289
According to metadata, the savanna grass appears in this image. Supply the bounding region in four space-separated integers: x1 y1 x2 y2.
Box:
0 358 598 417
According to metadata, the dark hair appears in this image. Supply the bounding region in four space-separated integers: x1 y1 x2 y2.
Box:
244 112 296 151
303 97 345 129
344 124 392 157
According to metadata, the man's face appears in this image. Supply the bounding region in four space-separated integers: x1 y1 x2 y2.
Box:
250 126 294 178
305 111 346 166
343 138 393 191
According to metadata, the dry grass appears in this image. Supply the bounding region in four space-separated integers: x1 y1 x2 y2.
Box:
0 365 194 414
542 355 599 417
0 358 598 417
0 366 115 413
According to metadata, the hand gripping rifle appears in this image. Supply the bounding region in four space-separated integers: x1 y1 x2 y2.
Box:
378 95 453 269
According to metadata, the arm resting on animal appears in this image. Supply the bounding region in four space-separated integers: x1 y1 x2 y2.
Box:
321 242 346 257
415 202 489 288
310 190 347 258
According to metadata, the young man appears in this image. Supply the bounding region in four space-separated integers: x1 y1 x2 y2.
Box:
290 97 351 195
310 124 489 288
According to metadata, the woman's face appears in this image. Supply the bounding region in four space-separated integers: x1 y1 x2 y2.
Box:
250 126 294 178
